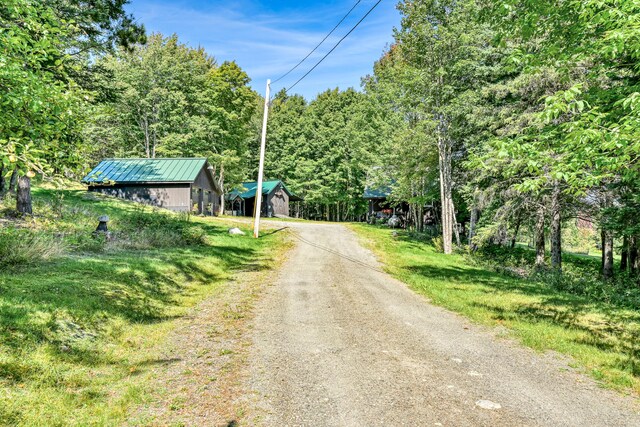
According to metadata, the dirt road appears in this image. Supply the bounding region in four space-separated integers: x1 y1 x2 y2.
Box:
245 222 640 426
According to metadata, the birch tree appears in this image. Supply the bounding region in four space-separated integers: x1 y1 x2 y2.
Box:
375 0 493 253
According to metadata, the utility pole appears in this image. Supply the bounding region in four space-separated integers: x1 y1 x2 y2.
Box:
253 79 271 238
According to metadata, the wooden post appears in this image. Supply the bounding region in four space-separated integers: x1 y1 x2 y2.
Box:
253 80 271 238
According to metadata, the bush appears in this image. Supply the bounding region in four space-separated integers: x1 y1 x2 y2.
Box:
181 225 207 245
431 236 444 253
0 228 65 268
533 269 640 308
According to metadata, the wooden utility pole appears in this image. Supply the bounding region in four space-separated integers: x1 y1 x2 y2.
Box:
253 79 271 238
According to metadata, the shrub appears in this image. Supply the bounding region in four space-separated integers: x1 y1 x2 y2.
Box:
0 228 65 268
431 236 444 253
181 225 207 245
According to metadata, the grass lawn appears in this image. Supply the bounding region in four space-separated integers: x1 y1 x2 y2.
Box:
349 223 640 396
0 189 286 426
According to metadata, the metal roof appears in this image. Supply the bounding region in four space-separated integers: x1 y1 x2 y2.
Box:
231 180 303 201
82 158 208 184
363 185 392 199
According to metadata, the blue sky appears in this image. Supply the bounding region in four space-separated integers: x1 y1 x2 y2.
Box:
125 0 401 99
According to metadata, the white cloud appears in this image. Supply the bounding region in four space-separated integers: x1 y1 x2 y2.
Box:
127 0 400 99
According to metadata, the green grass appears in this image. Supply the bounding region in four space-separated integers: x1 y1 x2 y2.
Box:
349 223 640 395
0 188 286 426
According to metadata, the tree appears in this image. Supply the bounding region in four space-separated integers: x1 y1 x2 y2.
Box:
371 0 495 253
480 0 640 277
206 61 258 213
0 0 85 214
89 36 258 207
259 87 391 221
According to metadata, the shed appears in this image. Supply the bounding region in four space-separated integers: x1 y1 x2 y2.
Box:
228 180 302 217
82 158 221 215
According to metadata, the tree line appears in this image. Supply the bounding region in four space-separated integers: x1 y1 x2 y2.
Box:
3 0 640 282
0 0 392 221
364 0 640 282
0 1 258 215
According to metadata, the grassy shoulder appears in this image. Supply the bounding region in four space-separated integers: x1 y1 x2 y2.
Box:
0 189 287 426
349 223 640 396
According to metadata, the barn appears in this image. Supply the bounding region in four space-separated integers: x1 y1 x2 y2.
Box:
227 180 301 217
82 158 221 215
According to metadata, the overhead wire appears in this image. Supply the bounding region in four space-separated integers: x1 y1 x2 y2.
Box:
285 0 384 94
272 0 363 85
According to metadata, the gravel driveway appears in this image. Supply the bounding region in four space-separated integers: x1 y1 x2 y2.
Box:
245 221 640 426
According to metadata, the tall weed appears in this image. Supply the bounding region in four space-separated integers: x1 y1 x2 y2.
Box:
0 228 65 267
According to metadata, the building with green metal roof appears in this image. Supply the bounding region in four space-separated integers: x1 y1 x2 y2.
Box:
227 180 302 217
82 158 221 214
363 181 410 221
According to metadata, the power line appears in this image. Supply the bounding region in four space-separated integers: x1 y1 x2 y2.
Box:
272 0 363 85
286 0 384 94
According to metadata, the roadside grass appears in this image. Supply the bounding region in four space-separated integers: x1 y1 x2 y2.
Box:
0 189 285 426
349 223 640 396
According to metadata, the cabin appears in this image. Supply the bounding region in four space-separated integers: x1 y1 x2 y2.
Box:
82 158 221 215
227 180 301 217
363 184 409 222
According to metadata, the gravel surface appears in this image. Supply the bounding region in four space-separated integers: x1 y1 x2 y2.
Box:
130 245 289 426
245 221 640 426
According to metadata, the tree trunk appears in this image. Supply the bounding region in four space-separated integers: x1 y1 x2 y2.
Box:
438 137 454 254
535 205 546 269
217 166 225 216
143 116 150 158
453 209 461 247
601 229 605 272
469 202 479 251
16 175 32 214
602 228 614 279
630 235 638 276
511 217 521 249
550 184 562 271
621 235 629 272
9 167 18 194
0 163 6 196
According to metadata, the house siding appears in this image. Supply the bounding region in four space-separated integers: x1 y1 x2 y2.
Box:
90 184 191 211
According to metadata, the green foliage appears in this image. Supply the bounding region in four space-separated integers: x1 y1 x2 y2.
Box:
0 188 214 268
86 36 257 192
261 88 392 219
117 208 207 249
431 235 444 253
50 0 146 52
0 0 86 179
473 244 640 308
